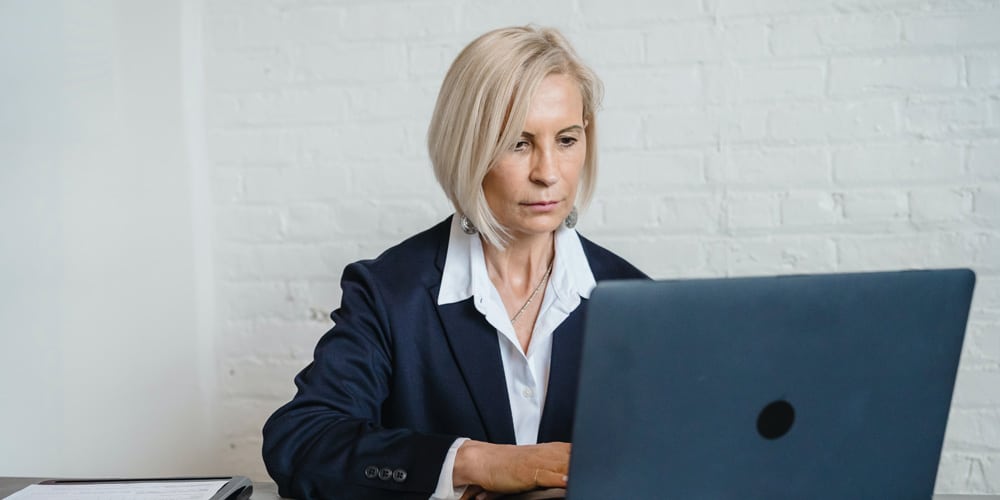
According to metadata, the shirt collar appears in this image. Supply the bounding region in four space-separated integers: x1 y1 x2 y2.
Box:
438 214 597 306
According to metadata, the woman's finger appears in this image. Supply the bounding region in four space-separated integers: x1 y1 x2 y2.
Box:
534 469 569 488
461 486 485 500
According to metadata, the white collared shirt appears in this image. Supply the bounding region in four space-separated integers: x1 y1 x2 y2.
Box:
430 215 597 499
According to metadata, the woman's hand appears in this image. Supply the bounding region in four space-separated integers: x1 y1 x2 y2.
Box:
453 440 571 495
459 486 495 500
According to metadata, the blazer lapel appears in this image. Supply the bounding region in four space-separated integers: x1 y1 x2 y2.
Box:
434 292 517 445
537 303 587 443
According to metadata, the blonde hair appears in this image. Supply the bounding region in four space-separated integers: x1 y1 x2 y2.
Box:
427 25 603 248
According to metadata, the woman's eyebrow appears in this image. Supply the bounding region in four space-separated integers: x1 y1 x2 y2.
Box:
520 125 585 139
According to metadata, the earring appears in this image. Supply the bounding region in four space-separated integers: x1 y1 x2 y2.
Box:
564 206 578 229
460 214 478 235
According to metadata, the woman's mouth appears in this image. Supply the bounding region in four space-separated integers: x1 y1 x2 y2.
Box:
522 200 560 212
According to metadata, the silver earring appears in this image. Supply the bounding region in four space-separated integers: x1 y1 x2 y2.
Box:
564 206 578 229
460 214 478 235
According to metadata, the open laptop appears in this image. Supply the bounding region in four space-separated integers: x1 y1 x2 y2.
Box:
566 269 975 500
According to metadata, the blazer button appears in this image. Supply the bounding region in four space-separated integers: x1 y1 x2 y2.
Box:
379 467 392 481
392 469 407 483
364 465 379 479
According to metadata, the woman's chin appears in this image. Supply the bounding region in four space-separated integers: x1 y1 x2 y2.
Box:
507 217 566 239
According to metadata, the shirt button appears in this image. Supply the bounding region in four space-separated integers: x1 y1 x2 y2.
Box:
379 467 392 480
364 465 379 479
522 387 534 398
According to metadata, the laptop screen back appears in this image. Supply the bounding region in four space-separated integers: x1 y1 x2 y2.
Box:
567 269 975 500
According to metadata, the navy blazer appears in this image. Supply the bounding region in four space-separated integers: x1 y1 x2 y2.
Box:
262 217 646 500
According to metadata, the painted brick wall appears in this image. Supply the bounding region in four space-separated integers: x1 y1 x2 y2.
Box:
203 0 1000 490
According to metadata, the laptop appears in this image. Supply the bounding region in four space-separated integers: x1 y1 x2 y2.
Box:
566 269 975 500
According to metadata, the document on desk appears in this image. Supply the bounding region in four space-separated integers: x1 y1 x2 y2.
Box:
4 479 229 500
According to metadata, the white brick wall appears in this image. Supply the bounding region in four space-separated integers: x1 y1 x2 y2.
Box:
204 0 1000 490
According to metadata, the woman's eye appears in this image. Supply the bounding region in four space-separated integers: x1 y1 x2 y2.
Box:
513 140 530 152
559 136 578 147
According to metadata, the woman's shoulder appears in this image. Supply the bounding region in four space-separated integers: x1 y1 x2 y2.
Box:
346 216 451 285
576 233 650 281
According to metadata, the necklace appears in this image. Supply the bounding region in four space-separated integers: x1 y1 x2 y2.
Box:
510 261 553 324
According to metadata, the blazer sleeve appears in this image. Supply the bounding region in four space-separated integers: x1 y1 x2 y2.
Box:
262 261 457 500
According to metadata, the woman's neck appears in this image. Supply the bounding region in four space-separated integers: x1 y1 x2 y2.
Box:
481 232 555 295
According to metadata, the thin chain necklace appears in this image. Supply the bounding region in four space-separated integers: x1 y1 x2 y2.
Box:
510 261 554 324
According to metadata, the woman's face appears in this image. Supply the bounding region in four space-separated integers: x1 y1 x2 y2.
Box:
483 73 587 242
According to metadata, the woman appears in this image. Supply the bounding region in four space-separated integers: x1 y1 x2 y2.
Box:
262 26 646 500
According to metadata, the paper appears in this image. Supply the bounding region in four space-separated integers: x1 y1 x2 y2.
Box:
3 480 229 500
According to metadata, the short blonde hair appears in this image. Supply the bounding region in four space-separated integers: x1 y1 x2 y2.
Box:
427 25 603 248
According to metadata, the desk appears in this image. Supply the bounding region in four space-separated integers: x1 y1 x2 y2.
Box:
1 477 996 499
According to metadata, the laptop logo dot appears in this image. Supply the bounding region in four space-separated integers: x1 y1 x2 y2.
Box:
757 400 795 439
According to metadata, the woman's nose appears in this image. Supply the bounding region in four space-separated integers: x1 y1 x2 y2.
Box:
530 148 559 187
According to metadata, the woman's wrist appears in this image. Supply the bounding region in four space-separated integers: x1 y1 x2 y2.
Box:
453 439 489 487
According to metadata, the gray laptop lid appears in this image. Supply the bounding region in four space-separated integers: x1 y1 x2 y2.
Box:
567 269 975 500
